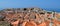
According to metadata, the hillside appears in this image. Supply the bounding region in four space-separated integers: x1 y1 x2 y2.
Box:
0 8 60 26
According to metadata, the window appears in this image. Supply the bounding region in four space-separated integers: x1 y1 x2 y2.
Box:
31 8 34 10
40 12 45 14
47 12 52 14
24 8 27 11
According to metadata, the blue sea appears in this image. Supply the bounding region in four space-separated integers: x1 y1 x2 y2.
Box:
0 0 60 12
0 8 60 13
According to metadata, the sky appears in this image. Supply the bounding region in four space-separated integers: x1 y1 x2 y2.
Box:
0 0 60 12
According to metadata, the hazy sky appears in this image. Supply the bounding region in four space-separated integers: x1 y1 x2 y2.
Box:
0 0 60 12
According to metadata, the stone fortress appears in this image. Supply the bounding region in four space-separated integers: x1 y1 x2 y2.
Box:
0 8 60 26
